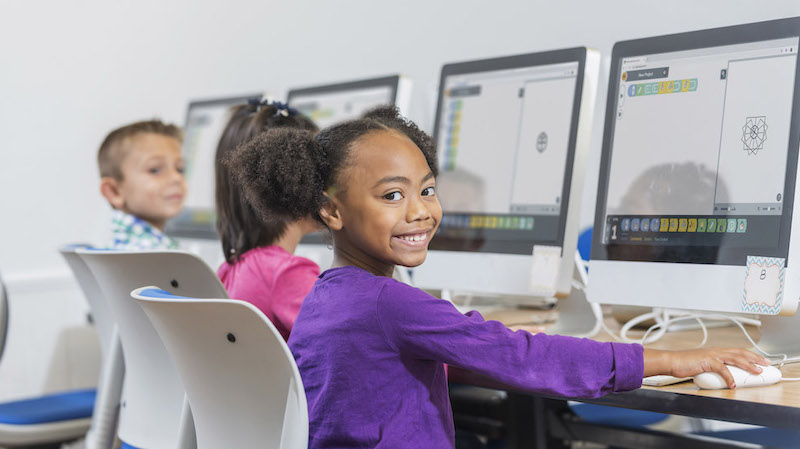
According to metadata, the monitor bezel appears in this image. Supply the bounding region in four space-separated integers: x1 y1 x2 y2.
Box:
428 47 588 255
166 93 262 239
286 75 400 109
591 17 800 267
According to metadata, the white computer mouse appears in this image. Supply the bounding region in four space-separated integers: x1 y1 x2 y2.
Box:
693 364 781 390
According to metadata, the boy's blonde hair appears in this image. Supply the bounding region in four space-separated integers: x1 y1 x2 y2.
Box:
97 120 183 180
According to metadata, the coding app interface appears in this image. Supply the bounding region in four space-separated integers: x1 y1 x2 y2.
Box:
290 86 394 129
601 38 798 262
434 62 579 252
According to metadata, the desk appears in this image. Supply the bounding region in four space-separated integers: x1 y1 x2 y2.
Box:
448 308 800 448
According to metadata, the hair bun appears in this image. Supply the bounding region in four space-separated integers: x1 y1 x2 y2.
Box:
224 128 327 221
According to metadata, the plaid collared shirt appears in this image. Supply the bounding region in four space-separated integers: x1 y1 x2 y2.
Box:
109 210 178 250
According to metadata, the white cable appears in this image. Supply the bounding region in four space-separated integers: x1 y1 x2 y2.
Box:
695 316 708 348
600 318 624 342
640 315 707 347
578 268 797 380
638 313 789 365
663 309 762 329
572 252 607 340
620 308 762 345
620 309 669 344
573 275 622 342
777 357 800 381
633 312 800 385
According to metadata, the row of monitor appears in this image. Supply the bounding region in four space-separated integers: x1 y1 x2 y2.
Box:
170 17 800 324
173 76 412 237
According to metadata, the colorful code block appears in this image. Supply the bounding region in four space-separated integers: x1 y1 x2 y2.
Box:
628 78 698 97
669 218 678 232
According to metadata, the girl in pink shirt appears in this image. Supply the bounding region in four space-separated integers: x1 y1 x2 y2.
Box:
214 99 321 340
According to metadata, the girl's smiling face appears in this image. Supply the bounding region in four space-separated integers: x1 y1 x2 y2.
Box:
322 130 442 276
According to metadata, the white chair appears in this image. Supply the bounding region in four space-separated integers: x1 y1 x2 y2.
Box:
60 244 125 449
60 245 115 359
0 271 95 447
78 250 227 449
132 287 308 449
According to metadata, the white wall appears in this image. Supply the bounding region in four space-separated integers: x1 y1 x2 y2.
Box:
1 0 799 398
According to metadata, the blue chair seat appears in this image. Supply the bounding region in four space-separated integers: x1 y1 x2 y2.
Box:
570 403 668 428
0 389 96 424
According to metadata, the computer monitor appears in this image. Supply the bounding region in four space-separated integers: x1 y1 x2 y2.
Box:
167 94 260 238
412 48 600 298
287 75 412 129
589 18 800 322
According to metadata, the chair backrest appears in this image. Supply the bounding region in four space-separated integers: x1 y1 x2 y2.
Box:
0 272 9 362
132 287 308 449
77 250 227 449
60 244 115 359
61 244 129 449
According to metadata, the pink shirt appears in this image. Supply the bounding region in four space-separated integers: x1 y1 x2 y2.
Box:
217 245 320 340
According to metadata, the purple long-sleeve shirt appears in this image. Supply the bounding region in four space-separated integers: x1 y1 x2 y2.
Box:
288 266 644 449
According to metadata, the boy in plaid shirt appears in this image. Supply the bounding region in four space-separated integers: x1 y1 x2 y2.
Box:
98 120 186 250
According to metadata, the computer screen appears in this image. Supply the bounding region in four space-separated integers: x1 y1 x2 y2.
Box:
167 94 260 238
434 60 580 253
287 75 409 129
590 18 800 316
414 48 599 296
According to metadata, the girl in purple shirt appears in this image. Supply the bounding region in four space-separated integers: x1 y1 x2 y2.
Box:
226 106 768 448
215 100 321 340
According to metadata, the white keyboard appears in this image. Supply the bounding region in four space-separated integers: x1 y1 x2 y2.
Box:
642 375 692 387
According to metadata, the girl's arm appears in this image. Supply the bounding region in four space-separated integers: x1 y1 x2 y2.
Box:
376 280 642 398
376 280 768 397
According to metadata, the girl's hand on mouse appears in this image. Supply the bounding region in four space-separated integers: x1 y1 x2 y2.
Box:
644 348 769 388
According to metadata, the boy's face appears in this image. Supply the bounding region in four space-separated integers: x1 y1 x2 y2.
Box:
323 130 441 275
101 133 187 230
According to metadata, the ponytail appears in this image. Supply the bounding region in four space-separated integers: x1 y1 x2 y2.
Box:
215 102 319 263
